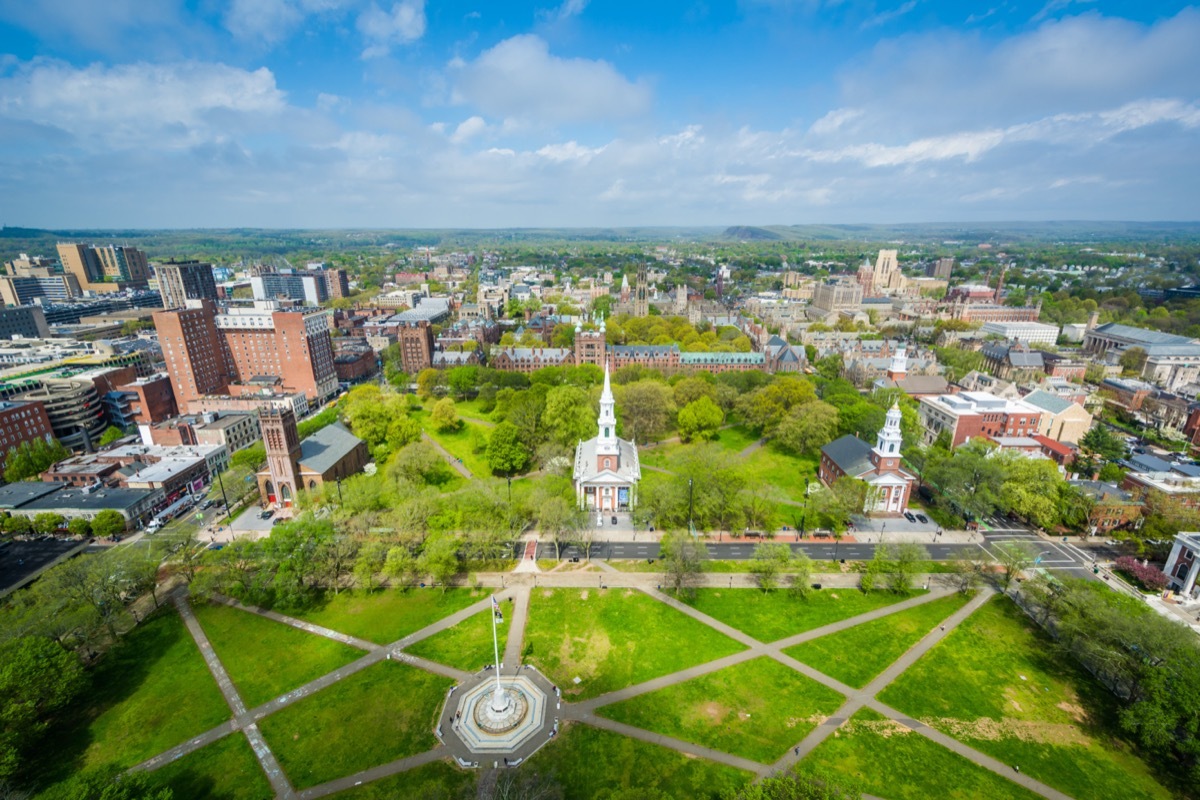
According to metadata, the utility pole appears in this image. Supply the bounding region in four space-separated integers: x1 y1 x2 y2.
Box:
215 469 232 524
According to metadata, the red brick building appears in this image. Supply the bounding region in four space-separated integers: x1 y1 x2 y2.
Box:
0 400 54 459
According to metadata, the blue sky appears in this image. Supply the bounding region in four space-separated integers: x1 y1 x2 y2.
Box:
0 0 1197 228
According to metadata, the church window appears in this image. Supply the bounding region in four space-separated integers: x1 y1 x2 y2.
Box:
604 427 609 437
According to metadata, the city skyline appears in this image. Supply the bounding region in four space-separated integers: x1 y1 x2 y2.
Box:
0 0 1197 228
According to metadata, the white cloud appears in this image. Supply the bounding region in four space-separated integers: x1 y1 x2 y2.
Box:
539 0 589 22
536 140 604 162
450 115 488 143
808 107 863 136
451 34 652 124
860 0 917 30
225 0 352 44
0 60 289 149
357 0 426 58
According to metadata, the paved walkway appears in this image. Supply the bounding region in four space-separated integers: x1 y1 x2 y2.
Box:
136 576 1077 800
422 432 473 479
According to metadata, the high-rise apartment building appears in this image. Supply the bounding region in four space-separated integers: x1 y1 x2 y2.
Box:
324 269 350 300
153 300 337 413
157 260 218 309
56 243 150 293
928 257 954 280
250 272 328 305
153 300 230 412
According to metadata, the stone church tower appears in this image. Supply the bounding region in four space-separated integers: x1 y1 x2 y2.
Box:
634 264 649 317
261 407 301 506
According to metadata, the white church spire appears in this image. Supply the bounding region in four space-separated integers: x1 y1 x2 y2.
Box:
597 360 619 456
874 402 903 458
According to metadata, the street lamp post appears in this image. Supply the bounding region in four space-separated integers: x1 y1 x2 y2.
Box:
336 477 343 505
507 473 513 503
215 469 232 524
687 478 697 539
799 478 810 541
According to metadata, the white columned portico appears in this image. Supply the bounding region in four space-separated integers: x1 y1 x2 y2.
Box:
1185 557 1200 596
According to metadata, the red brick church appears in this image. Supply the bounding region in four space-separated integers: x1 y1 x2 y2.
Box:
818 402 915 516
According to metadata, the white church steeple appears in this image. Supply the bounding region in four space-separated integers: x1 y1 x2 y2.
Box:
596 360 619 458
886 346 908 381
871 402 904 472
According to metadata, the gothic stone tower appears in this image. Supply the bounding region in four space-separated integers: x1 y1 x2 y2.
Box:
634 264 649 317
261 407 302 506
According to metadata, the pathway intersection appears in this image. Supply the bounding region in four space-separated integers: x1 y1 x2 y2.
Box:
135 574 1076 800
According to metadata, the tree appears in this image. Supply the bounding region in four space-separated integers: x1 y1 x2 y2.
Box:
383 546 418 587
889 542 928 594
617 380 675 443
2 515 31 536
90 510 127 540
66 517 92 538
38 766 172 800
810 478 867 534
32 512 65 536
388 441 452 487
536 494 585 560
994 541 1034 588
98 426 126 447
0 637 88 781
486 421 529 476
860 543 889 592
542 385 596 447
430 398 461 433
418 536 462 591
659 531 707 600
676 396 724 442
787 551 815 599
775 401 839 455
1079 425 1127 463
749 542 791 592
4 438 70 483
948 558 986 594
1119 346 1148 375
416 368 443 398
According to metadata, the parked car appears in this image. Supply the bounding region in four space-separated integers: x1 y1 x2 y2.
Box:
904 512 917 522
611 515 617 525
916 514 929 524
261 509 275 520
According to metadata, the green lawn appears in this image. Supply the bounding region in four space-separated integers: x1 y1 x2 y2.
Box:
802 708 1042 800
412 411 494 477
151 733 273 800
452 398 497 425
684 587 917 643
405 608 499 671
259 660 450 790
327 760 474 799
291 587 484 645
194 602 363 708
524 588 744 700
29 607 231 788
785 592 971 688
538 723 751 800
878 595 1174 800
598 656 845 763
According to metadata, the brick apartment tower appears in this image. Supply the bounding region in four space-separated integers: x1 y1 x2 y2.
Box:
324 269 350 300
153 300 229 413
260 407 301 507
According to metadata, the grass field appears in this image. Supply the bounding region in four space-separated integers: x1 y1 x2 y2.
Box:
412 411 494 477
878 595 1175 800
194 602 363 708
328 760 474 798
259 660 450 790
802 709 1042 800
30 607 231 790
598 656 845 763
151 732 272 800
538 723 751 799
291 587 484 645
523 588 744 700
684 587 917 643
404 608 499 671
640 431 817 503
785 592 971 688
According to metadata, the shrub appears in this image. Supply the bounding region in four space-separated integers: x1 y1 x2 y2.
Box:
1114 555 1170 592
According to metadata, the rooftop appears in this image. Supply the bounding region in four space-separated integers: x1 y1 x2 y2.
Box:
298 422 364 475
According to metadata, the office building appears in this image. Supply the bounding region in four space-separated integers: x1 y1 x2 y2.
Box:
250 272 328 305
56 243 150 292
0 306 51 339
917 391 1043 448
157 260 218 309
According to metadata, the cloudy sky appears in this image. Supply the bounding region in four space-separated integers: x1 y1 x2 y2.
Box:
0 0 1197 228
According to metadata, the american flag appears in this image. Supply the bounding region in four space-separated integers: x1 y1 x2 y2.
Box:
492 595 503 623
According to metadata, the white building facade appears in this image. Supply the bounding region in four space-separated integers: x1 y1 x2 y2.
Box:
572 363 641 512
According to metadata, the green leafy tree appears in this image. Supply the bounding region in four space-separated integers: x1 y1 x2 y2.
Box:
418 536 462 591
486 421 530 476
90 510 127 539
676 396 724 443
889 542 928 594
4 438 70 483
1080 425 1127 463
430 397 461 433
860 543 890 592
67 517 92 538
98 426 126 447
32 512 65 535
659 531 708 600
542 385 596 447
0 636 88 780
616 380 675 443
787 551 815 599
775 400 839 455
749 541 792 592
994 541 1034 589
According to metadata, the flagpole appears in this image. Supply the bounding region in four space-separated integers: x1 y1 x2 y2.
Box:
491 595 503 703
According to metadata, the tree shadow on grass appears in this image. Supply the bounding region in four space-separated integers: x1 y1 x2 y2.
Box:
23 606 192 792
